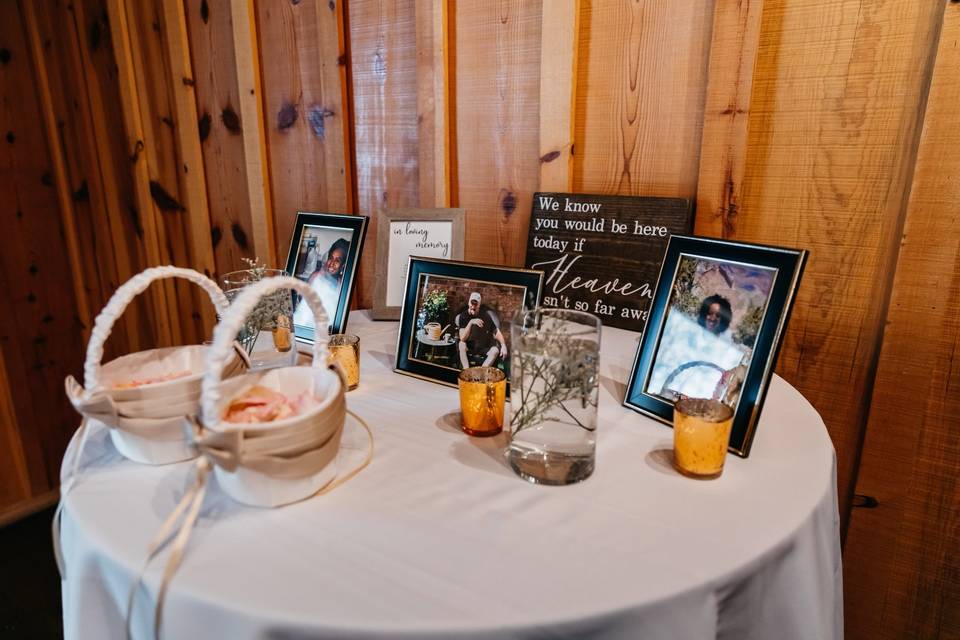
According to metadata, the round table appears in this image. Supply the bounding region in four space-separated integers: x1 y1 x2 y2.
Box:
414 329 457 363
59 311 842 640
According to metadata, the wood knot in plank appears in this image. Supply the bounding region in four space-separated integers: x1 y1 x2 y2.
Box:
500 190 517 216
277 103 298 130
221 106 242 134
373 50 387 83
540 150 561 163
28 264 39 275
130 139 144 162
198 112 212 142
719 106 747 116
721 166 739 237
182 77 195 87
88 20 101 51
200 0 209 23
211 225 222 248
128 205 144 237
41 172 53 187
5 131 14 143
149 181 185 212
161 115 174 128
328 0 336 10
0 49 9 64
307 106 335 139
231 223 249 249
72 180 89 202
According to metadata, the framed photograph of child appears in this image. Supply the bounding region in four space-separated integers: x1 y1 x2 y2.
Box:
394 257 544 395
284 212 368 343
623 235 807 457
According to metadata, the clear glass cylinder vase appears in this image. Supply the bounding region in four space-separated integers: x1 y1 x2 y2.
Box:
220 268 294 370
508 308 601 485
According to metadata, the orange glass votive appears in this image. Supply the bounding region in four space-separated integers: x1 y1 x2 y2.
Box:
673 398 734 479
328 334 360 390
458 367 506 437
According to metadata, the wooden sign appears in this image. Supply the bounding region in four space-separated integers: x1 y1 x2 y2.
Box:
524 193 694 332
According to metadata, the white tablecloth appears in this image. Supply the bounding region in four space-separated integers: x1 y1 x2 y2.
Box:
60 312 842 640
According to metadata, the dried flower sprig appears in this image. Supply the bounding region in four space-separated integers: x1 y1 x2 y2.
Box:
227 258 292 352
510 320 599 436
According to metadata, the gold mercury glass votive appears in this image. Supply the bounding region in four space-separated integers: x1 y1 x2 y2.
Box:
673 398 735 479
458 367 506 437
328 334 360 391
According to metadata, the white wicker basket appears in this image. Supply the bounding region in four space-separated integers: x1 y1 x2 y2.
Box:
197 275 346 507
67 266 248 465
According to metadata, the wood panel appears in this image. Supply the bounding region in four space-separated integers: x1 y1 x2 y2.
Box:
843 3 959 637
156 0 218 334
256 0 353 263
695 0 764 238
538 0 579 193
453 0 542 266
118 0 212 344
21 2 95 345
25 0 146 360
0 0 89 498
185 0 274 275
573 0 715 198
724 0 944 530
350 0 420 308
415 0 448 208
0 335 30 511
72 0 160 352
105 0 177 345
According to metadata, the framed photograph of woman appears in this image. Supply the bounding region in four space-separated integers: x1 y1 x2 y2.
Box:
623 235 807 457
394 257 544 395
284 212 368 343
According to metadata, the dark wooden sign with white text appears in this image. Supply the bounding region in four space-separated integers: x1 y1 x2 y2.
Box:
524 193 694 332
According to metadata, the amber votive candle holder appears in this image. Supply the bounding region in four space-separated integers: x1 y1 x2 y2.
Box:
673 398 735 479
458 367 506 437
328 334 360 391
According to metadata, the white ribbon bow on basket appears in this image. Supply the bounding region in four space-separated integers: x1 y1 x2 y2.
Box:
125 275 373 640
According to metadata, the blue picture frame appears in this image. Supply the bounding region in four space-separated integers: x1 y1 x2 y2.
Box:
284 212 368 342
623 235 807 457
394 257 544 395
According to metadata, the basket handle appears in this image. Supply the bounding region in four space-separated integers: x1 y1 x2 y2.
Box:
201 275 331 427
83 266 229 395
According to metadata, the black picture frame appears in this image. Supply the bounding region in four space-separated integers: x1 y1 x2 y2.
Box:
623 235 807 457
284 212 368 342
395 257 544 395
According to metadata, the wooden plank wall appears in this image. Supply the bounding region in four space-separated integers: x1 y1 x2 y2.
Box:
1 0 957 635
0 0 89 521
256 0 353 262
349 0 419 307
574 0 715 197
843 1 960 636
453 0 542 267
705 0 945 537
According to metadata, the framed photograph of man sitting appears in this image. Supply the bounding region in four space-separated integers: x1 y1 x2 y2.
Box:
284 212 368 344
623 236 807 457
395 257 544 395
